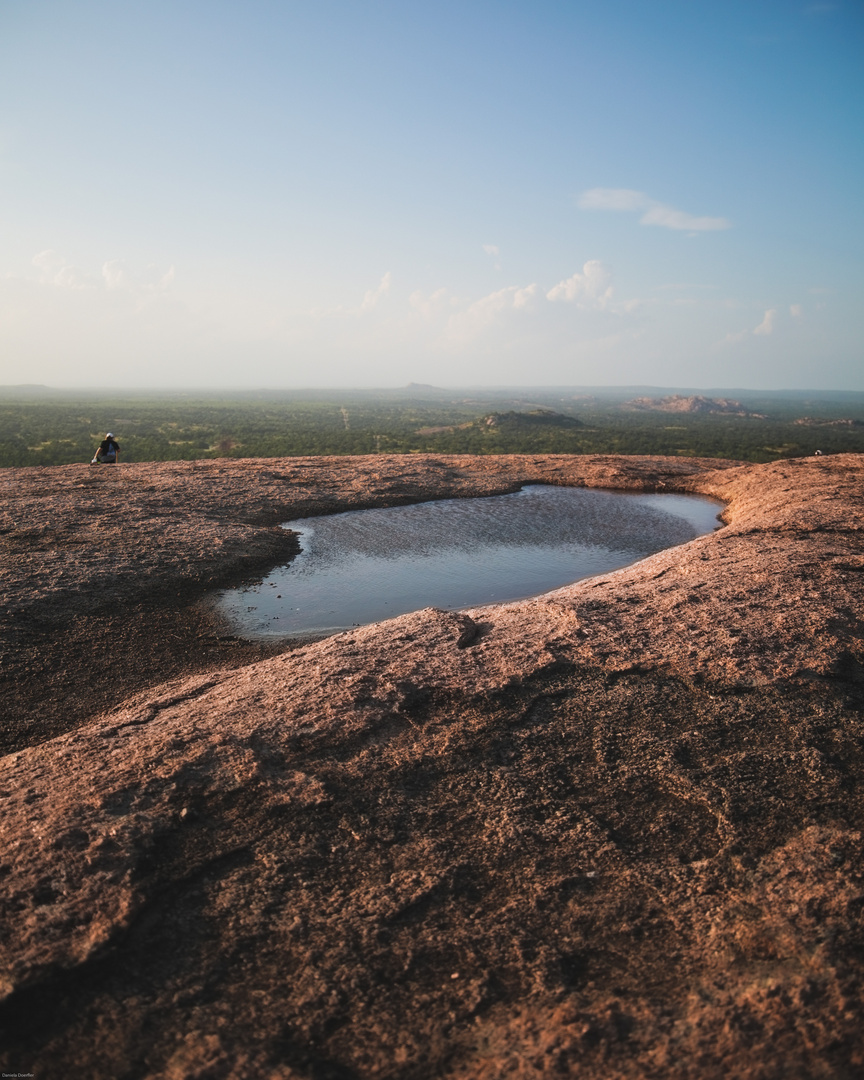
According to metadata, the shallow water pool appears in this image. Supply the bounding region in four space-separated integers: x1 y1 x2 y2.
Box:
215 485 722 639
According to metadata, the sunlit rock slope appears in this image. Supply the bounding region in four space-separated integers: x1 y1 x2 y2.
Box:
1 453 863 1078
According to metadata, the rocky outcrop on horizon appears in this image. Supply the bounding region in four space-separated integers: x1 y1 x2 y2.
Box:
1 453 863 1078
795 416 864 427
623 394 767 417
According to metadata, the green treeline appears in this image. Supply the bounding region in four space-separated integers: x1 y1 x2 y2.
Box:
1 389 863 467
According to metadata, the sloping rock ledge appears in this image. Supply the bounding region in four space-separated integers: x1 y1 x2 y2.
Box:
1 453 863 1079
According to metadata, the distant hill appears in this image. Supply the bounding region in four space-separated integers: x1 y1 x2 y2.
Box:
0 384 54 395
479 409 584 429
415 409 584 440
623 394 767 418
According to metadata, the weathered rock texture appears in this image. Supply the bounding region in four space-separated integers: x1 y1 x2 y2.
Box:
1 453 863 1079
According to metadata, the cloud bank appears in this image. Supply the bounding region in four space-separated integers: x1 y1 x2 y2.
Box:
30 250 175 295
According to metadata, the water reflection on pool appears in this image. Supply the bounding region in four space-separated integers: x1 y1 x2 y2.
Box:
215 485 722 639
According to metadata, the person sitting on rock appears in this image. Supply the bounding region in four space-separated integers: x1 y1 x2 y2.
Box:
91 432 120 464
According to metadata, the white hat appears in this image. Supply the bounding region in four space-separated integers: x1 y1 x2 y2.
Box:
106 432 114 438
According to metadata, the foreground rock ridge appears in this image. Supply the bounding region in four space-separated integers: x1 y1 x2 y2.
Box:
1 453 863 1079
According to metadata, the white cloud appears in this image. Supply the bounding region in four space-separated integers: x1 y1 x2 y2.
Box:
639 204 730 232
102 260 131 290
409 287 451 319
466 283 538 319
753 308 776 336
313 272 393 319
578 188 731 232
32 250 95 289
27 250 175 295
360 271 392 311
546 260 613 307
32 249 65 275
482 243 502 271
790 303 802 318
514 284 538 309
446 282 539 340
721 307 780 346
578 188 646 212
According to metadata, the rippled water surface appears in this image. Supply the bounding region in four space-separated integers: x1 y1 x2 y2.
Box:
216 485 722 638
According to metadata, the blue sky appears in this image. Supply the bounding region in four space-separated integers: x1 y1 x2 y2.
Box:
1 0 861 389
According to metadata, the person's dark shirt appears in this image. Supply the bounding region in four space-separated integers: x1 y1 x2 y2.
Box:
99 439 120 455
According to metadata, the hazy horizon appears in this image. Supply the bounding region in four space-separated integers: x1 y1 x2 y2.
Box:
3 382 864 401
1 1 862 391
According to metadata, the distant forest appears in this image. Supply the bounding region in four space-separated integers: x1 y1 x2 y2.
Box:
1 386 863 467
